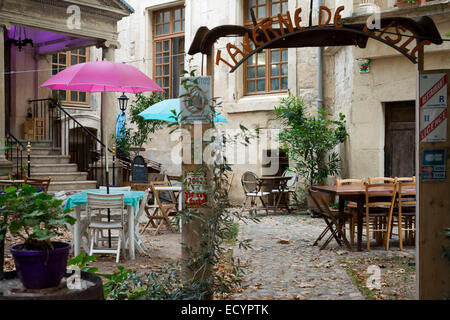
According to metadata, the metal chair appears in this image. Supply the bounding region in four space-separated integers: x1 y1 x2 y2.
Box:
271 170 297 211
124 191 149 254
86 193 126 263
241 171 269 214
99 186 131 191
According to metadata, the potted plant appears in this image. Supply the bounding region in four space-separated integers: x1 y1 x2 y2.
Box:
396 0 426 8
0 184 76 289
274 95 348 215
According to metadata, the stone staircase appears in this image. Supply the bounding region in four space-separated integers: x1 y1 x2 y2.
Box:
12 140 97 193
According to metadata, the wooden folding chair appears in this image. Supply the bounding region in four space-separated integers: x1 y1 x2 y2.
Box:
24 176 51 193
150 181 178 234
130 182 160 234
308 189 352 250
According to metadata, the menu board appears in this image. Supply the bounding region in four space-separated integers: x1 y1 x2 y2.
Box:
419 73 448 142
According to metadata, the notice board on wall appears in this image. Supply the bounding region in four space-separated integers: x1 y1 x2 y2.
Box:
419 73 448 142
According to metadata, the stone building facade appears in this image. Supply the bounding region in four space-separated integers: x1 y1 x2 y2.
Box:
0 0 133 183
115 0 450 203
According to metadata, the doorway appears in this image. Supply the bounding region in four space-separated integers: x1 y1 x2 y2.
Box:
384 101 416 178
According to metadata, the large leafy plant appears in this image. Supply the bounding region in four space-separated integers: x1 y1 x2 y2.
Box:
0 185 75 251
274 95 348 190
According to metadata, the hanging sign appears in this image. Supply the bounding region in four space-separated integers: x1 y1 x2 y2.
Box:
185 171 207 207
421 149 446 181
211 5 434 72
180 76 212 124
420 73 448 142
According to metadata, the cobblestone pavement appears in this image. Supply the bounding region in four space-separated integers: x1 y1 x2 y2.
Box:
232 211 415 300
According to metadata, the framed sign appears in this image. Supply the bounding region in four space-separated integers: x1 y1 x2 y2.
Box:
180 76 212 124
184 171 207 207
421 149 446 181
420 73 448 142
131 156 148 182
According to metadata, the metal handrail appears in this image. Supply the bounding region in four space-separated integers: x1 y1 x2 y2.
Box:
28 98 113 154
5 128 25 151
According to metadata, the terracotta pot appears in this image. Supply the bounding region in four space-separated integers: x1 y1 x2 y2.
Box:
396 0 426 8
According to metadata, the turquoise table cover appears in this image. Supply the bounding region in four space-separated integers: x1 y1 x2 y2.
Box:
64 189 144 211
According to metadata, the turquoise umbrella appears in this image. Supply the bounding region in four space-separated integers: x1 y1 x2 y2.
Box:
138 98 227 123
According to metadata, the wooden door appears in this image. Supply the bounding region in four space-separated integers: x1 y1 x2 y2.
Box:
385 101 416 177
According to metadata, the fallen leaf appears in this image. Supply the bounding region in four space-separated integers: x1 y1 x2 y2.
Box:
299 283 315 288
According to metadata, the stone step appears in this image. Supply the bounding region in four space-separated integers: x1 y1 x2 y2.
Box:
28 147 61 156
30 163 78 173
12 155 70 165
19 140 53 149
47 180 98 192
30 172 89 182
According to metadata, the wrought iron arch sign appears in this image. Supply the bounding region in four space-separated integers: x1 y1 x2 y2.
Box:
188 6 443 72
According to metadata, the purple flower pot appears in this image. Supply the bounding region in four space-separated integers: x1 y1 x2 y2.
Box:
10 241 71 289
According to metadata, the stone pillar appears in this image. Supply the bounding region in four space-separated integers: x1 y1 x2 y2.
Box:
0 24 12 176
101 42 119 147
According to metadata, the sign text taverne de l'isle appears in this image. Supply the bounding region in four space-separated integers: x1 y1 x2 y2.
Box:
213 5 436 72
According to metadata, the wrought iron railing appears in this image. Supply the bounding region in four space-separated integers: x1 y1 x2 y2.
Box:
28 98 122 186
4 128 27 179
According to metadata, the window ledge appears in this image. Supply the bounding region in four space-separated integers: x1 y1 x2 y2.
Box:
228 93 288 114
345 1 449 23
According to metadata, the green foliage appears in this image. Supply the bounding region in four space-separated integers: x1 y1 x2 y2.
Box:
274 95 348 189
167 68 258 299
74 67 257 301
115 92 165 157
0 185 75 250
67 252 99 273
99 264 207 300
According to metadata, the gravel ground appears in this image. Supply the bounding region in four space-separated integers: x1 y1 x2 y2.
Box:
2 208 416 300
230 209 416 300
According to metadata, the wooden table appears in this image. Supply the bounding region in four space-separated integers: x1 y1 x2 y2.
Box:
311 184 416 251
259 176 292 212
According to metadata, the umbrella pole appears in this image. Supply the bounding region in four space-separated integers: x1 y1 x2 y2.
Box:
104 87 111 248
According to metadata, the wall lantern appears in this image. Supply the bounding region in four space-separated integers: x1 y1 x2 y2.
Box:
118 93 129 112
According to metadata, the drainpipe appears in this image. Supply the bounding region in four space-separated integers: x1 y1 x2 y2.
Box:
317 0 323 113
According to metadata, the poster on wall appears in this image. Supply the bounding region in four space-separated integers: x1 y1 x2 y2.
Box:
419 73 448 142
179 76 212 124
421 149 446 181
184 171 207 207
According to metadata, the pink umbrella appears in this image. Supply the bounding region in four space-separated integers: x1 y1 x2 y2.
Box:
41 60 163 189
41 60 163 93
41 60 162 247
